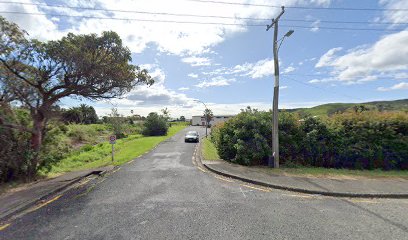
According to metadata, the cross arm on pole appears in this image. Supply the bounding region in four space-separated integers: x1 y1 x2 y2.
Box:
266 6 285 31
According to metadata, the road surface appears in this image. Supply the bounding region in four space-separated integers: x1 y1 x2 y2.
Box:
2 126 408 240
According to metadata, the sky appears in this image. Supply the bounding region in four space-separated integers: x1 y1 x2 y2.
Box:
1 0 408 118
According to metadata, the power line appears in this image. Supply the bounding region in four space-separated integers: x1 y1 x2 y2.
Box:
283 19 408 25
185 0 408 11
1 11 406 32
1 1 408 25
0 11 259 26
283 75 364 101
283 73 407 80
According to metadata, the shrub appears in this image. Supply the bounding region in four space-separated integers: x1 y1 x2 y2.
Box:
0 108 34 182
212 107 271 165
107 108 127 139
212 109 408 170
142 112 169 136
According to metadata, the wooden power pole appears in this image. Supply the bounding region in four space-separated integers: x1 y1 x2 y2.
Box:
266 6 285 168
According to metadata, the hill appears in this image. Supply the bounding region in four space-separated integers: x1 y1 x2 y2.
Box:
286 99 408 116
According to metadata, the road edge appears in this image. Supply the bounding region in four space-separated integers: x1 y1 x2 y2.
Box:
195 140 408 199
0 167 114 223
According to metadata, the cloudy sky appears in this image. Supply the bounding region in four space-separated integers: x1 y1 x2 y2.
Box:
1 0 407 117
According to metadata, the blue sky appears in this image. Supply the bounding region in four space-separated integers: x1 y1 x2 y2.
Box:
1 0 407 117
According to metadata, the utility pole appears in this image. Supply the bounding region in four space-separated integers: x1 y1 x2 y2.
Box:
267 6 285 168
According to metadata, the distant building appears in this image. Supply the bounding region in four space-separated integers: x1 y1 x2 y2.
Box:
191 115 234 126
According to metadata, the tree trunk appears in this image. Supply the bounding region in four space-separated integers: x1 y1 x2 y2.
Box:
28 114 45 179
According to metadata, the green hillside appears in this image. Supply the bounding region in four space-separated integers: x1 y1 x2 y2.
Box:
287 99 408 116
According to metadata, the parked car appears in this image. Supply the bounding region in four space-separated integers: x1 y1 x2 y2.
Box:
185 131 199 143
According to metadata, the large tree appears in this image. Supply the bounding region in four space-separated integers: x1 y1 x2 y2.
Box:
0 17 153 177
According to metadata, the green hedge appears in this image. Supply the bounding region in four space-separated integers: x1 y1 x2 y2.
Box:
211 107 408 170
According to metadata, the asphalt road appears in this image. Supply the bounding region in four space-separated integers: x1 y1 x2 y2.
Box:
2 126 408 240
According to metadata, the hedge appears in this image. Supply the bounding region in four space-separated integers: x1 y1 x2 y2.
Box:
211 107 408 170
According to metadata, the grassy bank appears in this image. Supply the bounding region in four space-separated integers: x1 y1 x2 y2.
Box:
202 137 220 161
44 123 187 177
202 138 408 179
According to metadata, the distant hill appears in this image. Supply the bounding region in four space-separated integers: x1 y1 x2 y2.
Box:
285 99 408 116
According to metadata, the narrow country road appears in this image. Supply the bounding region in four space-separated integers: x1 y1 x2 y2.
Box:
2 126 408 240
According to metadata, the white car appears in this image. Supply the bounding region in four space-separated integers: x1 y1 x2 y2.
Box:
184 131 199 143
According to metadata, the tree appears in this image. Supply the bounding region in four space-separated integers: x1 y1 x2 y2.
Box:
142 112 169 136
161 107 170 121
78 104 98 124
0 17 153 178
61 108 82 123
180 116 186 122
204 108 213 127
107 108 127 139
61 104 98 124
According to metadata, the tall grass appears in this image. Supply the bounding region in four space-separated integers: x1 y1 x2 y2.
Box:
44 123 187 177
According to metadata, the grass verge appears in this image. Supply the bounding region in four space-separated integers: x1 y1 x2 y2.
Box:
202 137 220 161
43 123 188 177
263 167 408 179
202 138 408 179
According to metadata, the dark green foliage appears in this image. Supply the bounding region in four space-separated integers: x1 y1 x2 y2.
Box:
0 108 33 182
142 112 169 136
211 109 408 170
1 16 153 180
212 107 271 165
61 104 98 124
38 123 72 172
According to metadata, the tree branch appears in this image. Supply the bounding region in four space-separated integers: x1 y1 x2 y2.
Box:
0 58 36 88
0 116 34 134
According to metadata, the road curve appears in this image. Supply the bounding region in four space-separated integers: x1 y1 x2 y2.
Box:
2 126 408 240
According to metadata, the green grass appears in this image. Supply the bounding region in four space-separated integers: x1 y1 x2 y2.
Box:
288 99 408 116
256 166 408 179
202 137 220 161
44 123 187 177
66 123 110 145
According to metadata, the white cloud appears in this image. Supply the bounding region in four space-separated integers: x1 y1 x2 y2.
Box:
201 58 280 80
377 82 408 91
1 0 61 40
106 65 194 108
178 87 190 91
315 47 342 68
309 79 321 84
395 72 408 79
195 76 235 88
283 66 295 73
182 57 211 67
380 0 408 24
2 0 332 56
315 30 408 82
246 59 275 78
227 58 275 79
188 73 198 78
280 85 288 89
310 20 320 32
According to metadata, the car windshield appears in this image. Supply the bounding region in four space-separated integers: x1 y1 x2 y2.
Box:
187 131 198 136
